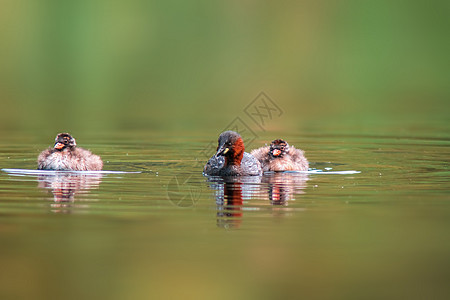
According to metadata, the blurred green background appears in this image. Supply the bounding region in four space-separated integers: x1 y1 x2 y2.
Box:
1 2 450 299
0 0 448 133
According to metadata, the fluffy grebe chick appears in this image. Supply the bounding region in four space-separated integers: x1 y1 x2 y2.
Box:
38 133 103 171
203 131 262 176
251 139 308 172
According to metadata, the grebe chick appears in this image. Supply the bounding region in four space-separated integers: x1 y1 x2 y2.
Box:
38 133 103 171
251 139 308 172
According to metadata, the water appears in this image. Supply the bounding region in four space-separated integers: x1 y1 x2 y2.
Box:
0 128 449 300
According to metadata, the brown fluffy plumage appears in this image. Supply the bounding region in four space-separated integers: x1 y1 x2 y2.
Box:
37 133 103 171
251 139 308 172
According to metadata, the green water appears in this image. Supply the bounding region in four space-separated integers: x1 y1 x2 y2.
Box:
0 123 449 300
1 1 449 299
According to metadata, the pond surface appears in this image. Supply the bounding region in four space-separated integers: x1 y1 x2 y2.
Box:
0 126 449 300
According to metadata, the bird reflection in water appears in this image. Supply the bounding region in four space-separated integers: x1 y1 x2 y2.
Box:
261 172 308 205
208 172 308 228
37 173 103 213
211 176 261 229
217 181 243 229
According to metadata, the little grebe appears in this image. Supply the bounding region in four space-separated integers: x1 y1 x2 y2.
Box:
37 133 103 171
203 131 262 176
251 139 308 172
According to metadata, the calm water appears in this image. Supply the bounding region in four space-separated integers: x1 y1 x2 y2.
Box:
0 127 449 300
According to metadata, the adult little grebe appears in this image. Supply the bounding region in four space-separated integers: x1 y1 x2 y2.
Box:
203 131 262 176
37 133 103 171
251 139 308 172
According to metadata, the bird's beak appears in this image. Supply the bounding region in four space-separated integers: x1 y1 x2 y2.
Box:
54 143 65 150
272 149 282 156
215 145 230 157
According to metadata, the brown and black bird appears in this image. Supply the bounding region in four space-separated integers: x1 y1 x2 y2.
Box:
38 133 103 171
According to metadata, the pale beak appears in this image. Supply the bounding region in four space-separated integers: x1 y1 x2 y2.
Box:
272 149 282 156
54 142 65 150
